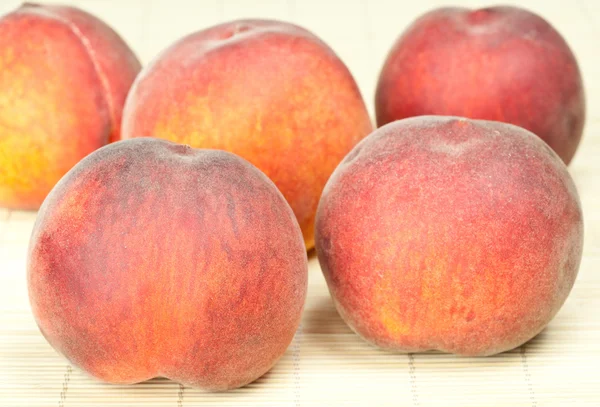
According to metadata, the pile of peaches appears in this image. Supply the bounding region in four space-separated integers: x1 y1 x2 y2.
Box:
0 3 584 391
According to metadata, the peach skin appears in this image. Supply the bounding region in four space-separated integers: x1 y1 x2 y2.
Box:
27 138 308 390
0 3 141 209
121 19 373 249
316 116 583 356
376 6 585 164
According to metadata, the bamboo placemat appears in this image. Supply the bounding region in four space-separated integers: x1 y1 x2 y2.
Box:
1 0 600 405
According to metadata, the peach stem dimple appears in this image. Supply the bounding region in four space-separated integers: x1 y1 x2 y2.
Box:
218 24 253 40
467 8 495 24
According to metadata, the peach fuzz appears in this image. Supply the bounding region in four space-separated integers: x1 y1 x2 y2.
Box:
0 3 141 209
27 138 307 390
316 116 583 356
376 6 585 164
121 19 373 249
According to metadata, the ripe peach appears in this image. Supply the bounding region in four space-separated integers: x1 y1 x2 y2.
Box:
27 138 307 390
376 6 585 164
121 19 373 249
0 3 141 209
315 116 583 356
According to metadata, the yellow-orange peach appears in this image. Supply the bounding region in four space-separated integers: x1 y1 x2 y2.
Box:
316 116 583 356
0 3 141 209
28 138 308 390
121 19 373 249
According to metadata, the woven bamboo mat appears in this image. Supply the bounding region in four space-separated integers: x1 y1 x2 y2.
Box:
1 0 600 405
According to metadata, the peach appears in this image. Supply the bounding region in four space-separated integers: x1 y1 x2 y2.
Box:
375 6 585 164
27 138 307 390
0 3 141 209
315 116 583 356
121 19 373 249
